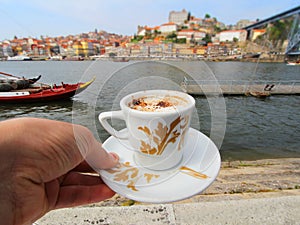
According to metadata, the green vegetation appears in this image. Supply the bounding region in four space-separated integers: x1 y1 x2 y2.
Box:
202 34 212 44
166 32 177 40
175 38 187 44
205 13 211 19
129 11 295 54
268 20 292 42
108 52 117 57
223 160 276 168
131 35 143 43
214 25 222 33
233 37 239 43
255 18 294 51
121 199 136 206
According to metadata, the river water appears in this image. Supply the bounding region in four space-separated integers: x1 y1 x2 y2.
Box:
0 60 299 161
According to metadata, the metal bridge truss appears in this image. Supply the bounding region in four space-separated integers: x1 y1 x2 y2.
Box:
286 13 300 54
244 6 300 55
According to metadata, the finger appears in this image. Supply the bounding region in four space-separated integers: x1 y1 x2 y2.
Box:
73 125 120 169
86 148 120 170
55 184 115 209
8 118 119 183
5 118 87 182
73 152 119 173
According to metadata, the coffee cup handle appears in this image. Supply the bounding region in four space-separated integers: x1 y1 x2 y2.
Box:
98 111 128 139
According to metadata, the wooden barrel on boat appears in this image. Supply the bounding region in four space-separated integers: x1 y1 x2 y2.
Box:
0 83 14 91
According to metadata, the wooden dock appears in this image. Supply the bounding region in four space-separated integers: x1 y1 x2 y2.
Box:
181 79 300 97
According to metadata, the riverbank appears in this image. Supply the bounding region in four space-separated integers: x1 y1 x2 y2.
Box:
2 52 285 63
91 55 286 63
95 158 300 207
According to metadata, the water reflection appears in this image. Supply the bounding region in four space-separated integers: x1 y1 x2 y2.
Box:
0 100 86 123
221 95 300 160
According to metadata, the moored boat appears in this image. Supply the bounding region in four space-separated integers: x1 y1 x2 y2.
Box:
242 53 261 59
246 91 271 98
7 55 32 61
0 72 95 103
287 61 300 65
112 57 130 62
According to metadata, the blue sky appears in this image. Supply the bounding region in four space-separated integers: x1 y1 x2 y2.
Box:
0 0 299 40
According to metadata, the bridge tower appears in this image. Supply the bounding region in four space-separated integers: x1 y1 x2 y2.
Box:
286 12 300 56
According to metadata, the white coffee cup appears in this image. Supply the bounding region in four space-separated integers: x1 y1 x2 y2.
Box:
99 90 195 170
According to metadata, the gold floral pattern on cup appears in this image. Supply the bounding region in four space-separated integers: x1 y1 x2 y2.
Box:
138 115 190 155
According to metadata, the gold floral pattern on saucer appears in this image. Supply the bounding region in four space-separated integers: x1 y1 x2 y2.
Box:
104 161 209 192
105 162 160 191
180 166 209 179
100 128 221 203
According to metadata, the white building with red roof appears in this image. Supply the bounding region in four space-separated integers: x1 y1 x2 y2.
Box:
159 22 177 34
218 30 247 42
177 29 206 42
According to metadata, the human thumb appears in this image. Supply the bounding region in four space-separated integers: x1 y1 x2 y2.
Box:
73 124 119 170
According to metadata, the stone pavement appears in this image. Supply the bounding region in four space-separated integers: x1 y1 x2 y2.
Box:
36 191 300 225
36 158 300 225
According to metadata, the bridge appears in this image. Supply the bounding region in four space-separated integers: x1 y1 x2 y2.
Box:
243 6 300 55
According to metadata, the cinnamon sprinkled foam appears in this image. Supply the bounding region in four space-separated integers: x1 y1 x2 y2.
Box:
128 95 188 112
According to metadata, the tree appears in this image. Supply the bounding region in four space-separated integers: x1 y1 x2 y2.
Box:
131 35 143 43
176 38 186 44
154 29 161 36
205 14 211 19
166 32 177 39
266 19 293 51
202 34 212 44
214 25 222 33
268 20 292 44
109 52 117 58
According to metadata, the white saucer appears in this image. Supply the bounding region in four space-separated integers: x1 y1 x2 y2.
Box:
99 128 221 203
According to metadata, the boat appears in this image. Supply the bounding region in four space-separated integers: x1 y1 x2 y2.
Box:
7 55 32 61
112 57 130 62
246 91 271 98
0 72 95 103
242 53 261 59
49 55 63 61
287 61 300 65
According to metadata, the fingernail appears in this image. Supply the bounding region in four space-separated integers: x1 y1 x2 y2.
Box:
110 152 119 162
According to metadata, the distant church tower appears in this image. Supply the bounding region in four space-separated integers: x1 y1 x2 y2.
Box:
169 9 188 25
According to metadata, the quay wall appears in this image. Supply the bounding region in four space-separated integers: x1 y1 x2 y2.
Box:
182 83 300 96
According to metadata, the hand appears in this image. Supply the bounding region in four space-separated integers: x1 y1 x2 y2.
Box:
0 117 119 225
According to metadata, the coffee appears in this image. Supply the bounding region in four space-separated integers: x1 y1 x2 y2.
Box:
99 90 195 170
128 95 188 112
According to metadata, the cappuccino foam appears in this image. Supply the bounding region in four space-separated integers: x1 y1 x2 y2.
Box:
128 95 188 112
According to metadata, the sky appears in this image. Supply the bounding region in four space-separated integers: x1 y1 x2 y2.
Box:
0 0 299 40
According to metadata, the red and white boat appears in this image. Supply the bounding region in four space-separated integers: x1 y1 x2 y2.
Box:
287 61 300 66
0 72 95 103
